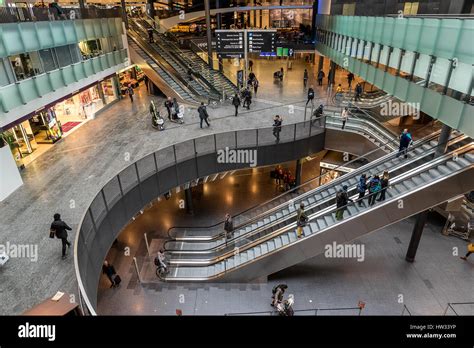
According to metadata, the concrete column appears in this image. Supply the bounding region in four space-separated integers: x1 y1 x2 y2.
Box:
435 124 452 158
120 0 128 29
204 0 213 69
79 0 86 11
185 188 194 215
216 0 223 72
311 0 319 42
295 159 303 187
97 82 107 105
147 0 156 19
329 60 336 84
405 210 429 262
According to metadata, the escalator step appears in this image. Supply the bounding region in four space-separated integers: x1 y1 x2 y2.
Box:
288 231 298 242
412 176 424 186
254 246 262 258
316 218 327 229
247 249 255 260
267 240 276 251
464 153 474 162
275 238 283 248
308 197 316 204
261 243 269 254
324 215 335 226
456 158 471 167
281 234 290 245
309 222 318 233
428 169 441 179
303 226 311 237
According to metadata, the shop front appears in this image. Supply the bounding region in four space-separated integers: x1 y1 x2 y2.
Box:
118 65 144 95
0 76 119 168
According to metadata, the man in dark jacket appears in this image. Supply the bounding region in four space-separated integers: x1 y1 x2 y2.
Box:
50 213 72 259
396 129 413 159
354 83 363 101
273 115 282 143
224 214 233 239
306 86 315 107
198 102 210 128
164 97 173 120
232 94 241 116
335 185 352 220
317 70 325 86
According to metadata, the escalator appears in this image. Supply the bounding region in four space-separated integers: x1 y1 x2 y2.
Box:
162 133 473 281
142 15 238 98
129 18 222 102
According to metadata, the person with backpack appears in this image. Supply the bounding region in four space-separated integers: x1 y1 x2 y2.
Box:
197 102 210 128
303 69 309 87
50 213 72 260
335 185 352 221
271 284 288 307
368 175 382 206
341 107 349 129
272 115 282 143
127 84 134 103
232 93 241 117
242 88 252 110
377 171 390 202
102 260 120 288
147 26 154 43
396 129 413 159
306 86 315 107
224 213 234 239
317 70 325 86
164 97 173 120
296 202 308 238
357 174 368 206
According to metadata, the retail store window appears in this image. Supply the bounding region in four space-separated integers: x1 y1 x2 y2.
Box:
55 45 74 68
78 39 103 60
403 2 419 15
39 48 59 72
9 52 44 81
0 58 15 87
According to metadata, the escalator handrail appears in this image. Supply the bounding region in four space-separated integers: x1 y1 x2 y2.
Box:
166 126 443 240
165 143 473 270
164 133 468 255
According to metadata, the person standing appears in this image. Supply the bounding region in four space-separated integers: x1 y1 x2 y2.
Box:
396 129 413 159
243 88 252 110
164 97 173 120
232 93 241 117
357 174 368 206
317 70 325 86
335 185 352 221
102 260 119 288
341 107 349 129
127 84 134 103
50 213 72 260
273 115 282 143
296 202 308 238
354 83 362 101
306 86 315 107
147 26 154 43
347 72 354 89
327 68 334 86
368 175 382 206
303 69 309 87
198 102 210 128
224 213 234 239
172 98 180 120
377 171 390 201
253 78 259 96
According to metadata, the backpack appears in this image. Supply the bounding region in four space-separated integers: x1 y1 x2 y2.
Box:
336 191 347 206
369 179 381 192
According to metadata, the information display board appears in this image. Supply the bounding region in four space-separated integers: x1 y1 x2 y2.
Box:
247 30 276 55
216 30 244 59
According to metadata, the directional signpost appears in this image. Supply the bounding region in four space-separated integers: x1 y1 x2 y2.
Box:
216 29 277 85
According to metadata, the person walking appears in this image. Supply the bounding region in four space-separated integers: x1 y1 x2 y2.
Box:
102 260 119 288
50 213 72 260
341 107 349 129
253 78 259 96
172 98 180 120
354 83 362 101
317 70 325 86
164 97 173 120
335 185 352 221
273 115 282 143
232 93 241 116
396 129 413 159
460 243 474 261
327 68 334 86
357 174 368 206
127 84 134 103
296 202 308 238
224 213 234 239
377 171 390 201
306 86 315 107
303 69 309 87
198 102 210 128
367 175 382 206
243 88 252 110
347 72 354 89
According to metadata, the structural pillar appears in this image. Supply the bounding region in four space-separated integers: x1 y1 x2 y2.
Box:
216 0 223 72
79 0 86 11
147 0 156 20
311 0 319 42
120 0 128 29
405 210 429 262
435 124 452 158
329 61 337 84
204 0 213 69
184 188 194 215
295 159 303 187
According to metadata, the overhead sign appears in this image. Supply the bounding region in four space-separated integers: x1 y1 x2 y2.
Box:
247 30 276 55
216 30 244 59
